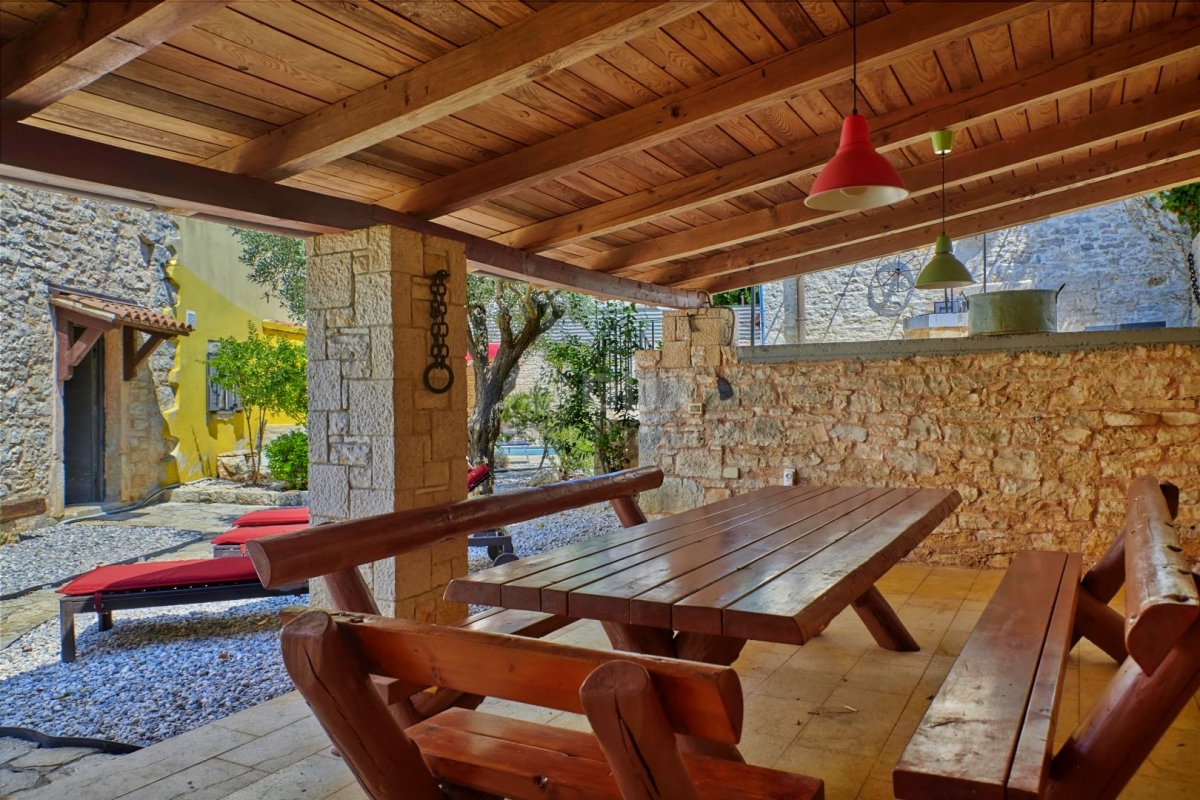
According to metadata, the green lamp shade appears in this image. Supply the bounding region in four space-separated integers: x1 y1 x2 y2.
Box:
915 234 974 289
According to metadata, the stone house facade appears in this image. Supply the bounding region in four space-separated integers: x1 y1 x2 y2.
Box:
1 185 301 537
1 185 181 537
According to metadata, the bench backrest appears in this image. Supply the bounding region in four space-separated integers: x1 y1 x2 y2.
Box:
1046 477 1200 799
282 609 743 800
1120 476 1199 674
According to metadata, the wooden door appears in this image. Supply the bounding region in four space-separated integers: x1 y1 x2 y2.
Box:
63 336 104 504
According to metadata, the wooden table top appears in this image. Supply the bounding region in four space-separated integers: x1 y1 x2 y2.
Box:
446 484 962 645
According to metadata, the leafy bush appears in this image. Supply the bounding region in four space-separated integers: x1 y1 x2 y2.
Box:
264 429 309 490
1157 183 1200 237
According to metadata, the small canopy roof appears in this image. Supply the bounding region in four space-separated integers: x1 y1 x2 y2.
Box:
50 290 193 336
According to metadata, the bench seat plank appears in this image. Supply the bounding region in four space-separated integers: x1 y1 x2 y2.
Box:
408 709 824 800
1008 552 1083 800
894 551 1081 800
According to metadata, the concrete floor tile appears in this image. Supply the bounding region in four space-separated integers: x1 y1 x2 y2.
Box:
218 716 331 774
774 744 875 800
116 760 268 800
213 691 312 737
220 753 355 800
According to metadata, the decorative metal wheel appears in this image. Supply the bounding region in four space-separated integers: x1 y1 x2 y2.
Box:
867 256 919 316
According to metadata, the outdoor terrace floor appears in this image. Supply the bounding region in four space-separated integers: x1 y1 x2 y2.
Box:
19 563 1200 800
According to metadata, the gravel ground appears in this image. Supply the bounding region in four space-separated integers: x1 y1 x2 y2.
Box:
0 466 618 747
0 597 296 746
466 468 623 574
1 525 202 597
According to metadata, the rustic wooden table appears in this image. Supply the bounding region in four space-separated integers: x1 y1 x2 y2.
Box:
446 484 962 667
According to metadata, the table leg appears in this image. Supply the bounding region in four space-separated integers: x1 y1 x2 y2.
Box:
601 622 748 763
852 585 920 652
675 631 746 666
601 621 676 658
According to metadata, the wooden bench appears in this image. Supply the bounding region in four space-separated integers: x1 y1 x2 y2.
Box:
250 467 665 728
283 609 825 800
895 476 1200 800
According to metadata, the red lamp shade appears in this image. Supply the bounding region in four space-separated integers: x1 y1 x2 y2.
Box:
805 114 909 211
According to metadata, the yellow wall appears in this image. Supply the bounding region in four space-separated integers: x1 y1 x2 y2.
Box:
164 219 304 482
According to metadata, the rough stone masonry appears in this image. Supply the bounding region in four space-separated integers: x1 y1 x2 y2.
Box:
637 308 1200 569
305 225 468 623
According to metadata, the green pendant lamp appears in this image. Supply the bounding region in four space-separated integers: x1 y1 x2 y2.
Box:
915 130 974 290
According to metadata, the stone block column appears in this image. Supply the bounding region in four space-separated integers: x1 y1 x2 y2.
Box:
305 225 468 624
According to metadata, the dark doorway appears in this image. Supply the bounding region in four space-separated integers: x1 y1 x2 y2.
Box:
63 332 105 504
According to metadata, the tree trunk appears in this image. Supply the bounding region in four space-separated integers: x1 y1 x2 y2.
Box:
467 377 504 494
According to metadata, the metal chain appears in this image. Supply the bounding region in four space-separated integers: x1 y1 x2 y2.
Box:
1188 251 1200 309
422 270 453 394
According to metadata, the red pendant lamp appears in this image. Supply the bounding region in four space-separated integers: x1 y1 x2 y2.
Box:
805 0 909 212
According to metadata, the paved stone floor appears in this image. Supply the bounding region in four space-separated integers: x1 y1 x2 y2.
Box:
8 562 1199 799
0 503 272 650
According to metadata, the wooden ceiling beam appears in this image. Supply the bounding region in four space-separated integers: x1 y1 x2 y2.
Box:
501 15 1200 256
0 121 704 309
685 150 1200 294
387 1 1048 218
665 125 1200 287
606 79 1200 279
1 0 232 121
203 1 712 182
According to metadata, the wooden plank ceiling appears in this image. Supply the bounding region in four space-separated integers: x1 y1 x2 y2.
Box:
3 0 1199 299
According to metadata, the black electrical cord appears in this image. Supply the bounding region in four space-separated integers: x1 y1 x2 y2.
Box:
851 0 858 115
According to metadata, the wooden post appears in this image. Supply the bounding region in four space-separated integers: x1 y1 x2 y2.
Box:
1072 588 1128 663
280 611 440 800
610 495 648 527
580 660 699 800
324 567 381 615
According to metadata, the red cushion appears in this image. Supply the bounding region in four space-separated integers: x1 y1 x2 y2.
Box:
232 507 309 527
57 557 260 596
467 463 491 491
212 523 308 546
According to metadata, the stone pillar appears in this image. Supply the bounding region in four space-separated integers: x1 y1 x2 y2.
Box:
305 226 468 624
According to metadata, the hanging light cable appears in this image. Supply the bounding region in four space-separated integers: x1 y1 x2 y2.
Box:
805 0 909 211
915 129 974 290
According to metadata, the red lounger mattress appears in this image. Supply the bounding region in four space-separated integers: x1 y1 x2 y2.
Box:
232 507 309 527
212 523 308 547
56 558 260 596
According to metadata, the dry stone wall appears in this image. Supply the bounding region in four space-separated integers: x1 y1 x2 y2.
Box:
1 185 179 535
638 310 1200 569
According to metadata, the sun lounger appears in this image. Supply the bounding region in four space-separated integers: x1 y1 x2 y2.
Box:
212 523 309 557
56 557 306 663
231 507 310 527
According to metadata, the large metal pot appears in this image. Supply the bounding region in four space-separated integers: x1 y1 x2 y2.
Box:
967 287 1062 336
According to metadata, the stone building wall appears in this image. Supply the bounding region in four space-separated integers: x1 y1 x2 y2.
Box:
0 185 179 534
637 310 1200 570
306 226 468 623
762 199 1198 344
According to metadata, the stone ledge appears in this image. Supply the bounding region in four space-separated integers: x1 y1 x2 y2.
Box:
741 326 1200 364
165 487 308 507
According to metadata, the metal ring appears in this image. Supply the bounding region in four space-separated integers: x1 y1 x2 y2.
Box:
423 362 454 394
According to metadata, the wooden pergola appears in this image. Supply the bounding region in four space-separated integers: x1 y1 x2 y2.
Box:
2 0 1198 308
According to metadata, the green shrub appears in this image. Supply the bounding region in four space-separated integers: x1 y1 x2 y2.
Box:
265 429 309 490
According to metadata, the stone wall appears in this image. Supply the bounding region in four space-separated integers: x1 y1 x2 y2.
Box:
306 226 468 623
637 310 1200 569
0 185 179 535
763 199 1198 344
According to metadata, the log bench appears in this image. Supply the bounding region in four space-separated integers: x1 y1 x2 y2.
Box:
894 476 1199 800
250 467 665 728
283 609 825 800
